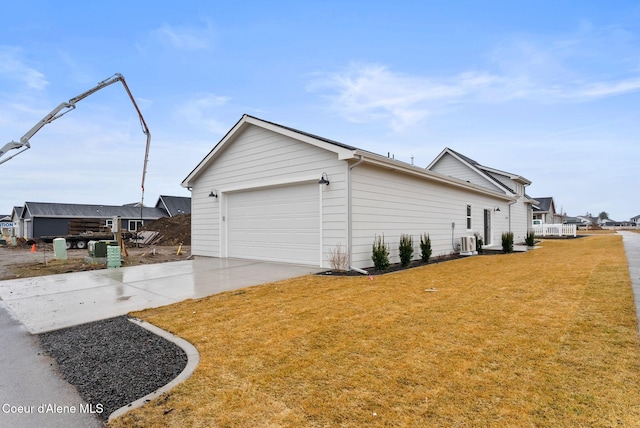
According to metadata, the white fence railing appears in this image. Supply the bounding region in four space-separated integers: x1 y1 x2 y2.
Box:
532 223 577 237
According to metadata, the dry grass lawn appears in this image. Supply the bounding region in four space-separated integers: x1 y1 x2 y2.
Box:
110 235 640 427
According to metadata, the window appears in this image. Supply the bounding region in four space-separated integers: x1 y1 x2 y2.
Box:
466 204 472 229
105 219 114 230
128 220 143 232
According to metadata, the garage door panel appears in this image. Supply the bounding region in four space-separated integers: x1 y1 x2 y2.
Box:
227 183 320 265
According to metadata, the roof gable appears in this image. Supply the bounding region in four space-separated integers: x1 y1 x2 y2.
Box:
182 114 357 187
156 195 191 216
427 147 531 196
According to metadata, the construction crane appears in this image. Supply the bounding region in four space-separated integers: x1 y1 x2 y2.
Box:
0 73 151 210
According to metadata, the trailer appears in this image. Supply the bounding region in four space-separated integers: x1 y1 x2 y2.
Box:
40 234 117 249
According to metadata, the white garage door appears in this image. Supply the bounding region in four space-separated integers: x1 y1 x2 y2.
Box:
227 182 320 265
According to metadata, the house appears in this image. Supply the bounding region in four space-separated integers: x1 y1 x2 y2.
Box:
182 115 533 269
10 206 24 237
19 202 168 239
530 197 562 224
155 195 191 217
0 213 12 239
631 214 640 226
426 147 536 244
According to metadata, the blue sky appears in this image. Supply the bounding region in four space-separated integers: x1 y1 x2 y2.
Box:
1 1 639 220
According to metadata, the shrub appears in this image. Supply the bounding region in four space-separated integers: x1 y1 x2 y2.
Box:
525 230 536 247
502 231 514 253
327 244 349 271
420 233 432 262
371 234 390 271
399 234 414 267
474 232 484 254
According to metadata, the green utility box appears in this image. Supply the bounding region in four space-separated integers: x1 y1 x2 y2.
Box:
107 245 121 268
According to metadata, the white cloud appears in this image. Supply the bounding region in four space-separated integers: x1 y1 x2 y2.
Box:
309 63 496 131
310 24 640 131
0 46 48 90
176 93 231 134
152 22 214 51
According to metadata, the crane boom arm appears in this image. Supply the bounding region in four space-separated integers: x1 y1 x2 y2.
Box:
1 73 151 207
1 74 150 178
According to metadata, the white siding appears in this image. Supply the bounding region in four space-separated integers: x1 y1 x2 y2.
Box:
349 164 510 269
429 153 502 193
190 125 347 267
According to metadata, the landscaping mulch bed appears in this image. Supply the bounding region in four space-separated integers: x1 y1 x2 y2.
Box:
38 316 188 421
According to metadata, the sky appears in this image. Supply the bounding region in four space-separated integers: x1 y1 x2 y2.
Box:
1 1 639 220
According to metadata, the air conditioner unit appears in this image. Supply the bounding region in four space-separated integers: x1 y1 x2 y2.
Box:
460 236 477 256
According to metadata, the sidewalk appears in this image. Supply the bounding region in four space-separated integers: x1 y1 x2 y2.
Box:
619 231 640 331
0 301 103 428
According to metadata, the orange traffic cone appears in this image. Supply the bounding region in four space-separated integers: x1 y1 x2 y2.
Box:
31 244 37 252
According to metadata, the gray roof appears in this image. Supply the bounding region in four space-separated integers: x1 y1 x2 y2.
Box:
22 202 167 220
533 197 553 212
156 195 191 217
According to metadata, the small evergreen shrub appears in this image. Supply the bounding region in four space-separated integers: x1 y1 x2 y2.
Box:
399 234 413 267
420 233 432 262
501 231 514 253
371 234 390 271
525 230 536 247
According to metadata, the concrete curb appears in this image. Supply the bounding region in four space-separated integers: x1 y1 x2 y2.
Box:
108 318 200 421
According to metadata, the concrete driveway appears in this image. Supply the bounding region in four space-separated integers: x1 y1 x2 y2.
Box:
0 258 323 334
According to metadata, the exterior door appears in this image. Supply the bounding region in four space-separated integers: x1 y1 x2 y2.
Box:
484 209 491 246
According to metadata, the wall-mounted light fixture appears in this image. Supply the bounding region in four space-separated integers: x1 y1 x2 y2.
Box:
318 172 330 186
209 190 218 198
494 206 501 212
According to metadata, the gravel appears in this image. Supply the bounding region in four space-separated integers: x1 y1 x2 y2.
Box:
38 316 188 421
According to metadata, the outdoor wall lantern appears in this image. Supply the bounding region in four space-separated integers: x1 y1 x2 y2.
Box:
318 172 330 186
209 189 218 198
494 206 501 212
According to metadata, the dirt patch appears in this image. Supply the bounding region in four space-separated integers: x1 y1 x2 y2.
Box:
0 244 191 281
139 214 191 245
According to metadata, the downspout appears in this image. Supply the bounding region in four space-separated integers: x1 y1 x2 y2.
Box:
508 198 518 232
348 155 365 273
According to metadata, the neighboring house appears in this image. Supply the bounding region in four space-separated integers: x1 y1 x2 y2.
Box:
156 195 191 216
0 213 11 239
181 114 533 269
11 206 24 237
531 197 562 224
19 202 168 239
576 215 596 226
631 214 640 225
426 147 536 245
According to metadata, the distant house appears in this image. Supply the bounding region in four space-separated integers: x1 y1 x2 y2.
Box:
182 115 533 269
531 197 562 224
10 206 23 237
0 213 11 239
19 202 168 239
155 195 191 217
631 214 640 225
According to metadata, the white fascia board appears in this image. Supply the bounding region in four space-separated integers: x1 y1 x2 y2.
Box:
181 116 249 187
245 116 357 160
354 150 514 202
480 165 531 186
